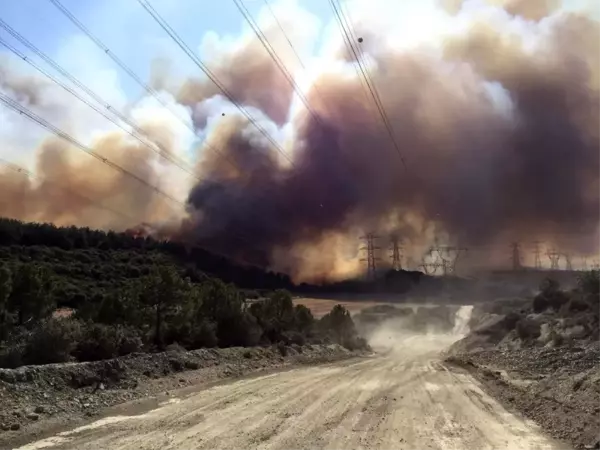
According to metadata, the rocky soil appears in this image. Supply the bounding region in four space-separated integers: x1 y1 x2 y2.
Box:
0 343 362 448
447 300 600 450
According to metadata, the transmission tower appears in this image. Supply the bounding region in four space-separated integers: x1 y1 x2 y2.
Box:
547 249 561 270
564 253 573 271
419 247 444 275
581 257 588 271
360 233 381 280
389 235 403 271
532 241 542 270
510 242 522 271
420 258 442 275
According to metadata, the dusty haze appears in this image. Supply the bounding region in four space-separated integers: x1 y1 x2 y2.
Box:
1 0 598 281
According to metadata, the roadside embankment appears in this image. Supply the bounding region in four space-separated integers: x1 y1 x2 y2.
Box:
0 343 364 448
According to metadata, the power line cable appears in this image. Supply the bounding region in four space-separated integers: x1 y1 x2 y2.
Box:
0 17 199 178
0 157 268 269
232 0 323 125
0 92 185 208
329 0 406 167
0 24 299 251
137 0 295 166
0 157 134 222
0 36 202 182
0 93 297 264
46 0 239 172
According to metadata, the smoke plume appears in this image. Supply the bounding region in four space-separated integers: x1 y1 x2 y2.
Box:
1 1 598 281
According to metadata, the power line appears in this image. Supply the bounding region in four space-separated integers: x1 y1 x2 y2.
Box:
0 92 184 208
0 18 199 179
329 0 407 167
46 0 238 172
233 0 323 126
137 0 295 166
0 36 201 182
0 18 297 242
0 157 134 223
0 157 268 270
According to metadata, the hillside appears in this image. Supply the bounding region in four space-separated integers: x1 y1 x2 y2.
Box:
0 218 368 369
0 217 293 309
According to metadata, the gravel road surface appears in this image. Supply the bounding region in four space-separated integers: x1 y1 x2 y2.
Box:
17 335 565 450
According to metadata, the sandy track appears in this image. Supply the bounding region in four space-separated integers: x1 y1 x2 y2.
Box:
18 336 564 450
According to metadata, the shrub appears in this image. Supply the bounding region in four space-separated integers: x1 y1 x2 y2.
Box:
277 341 288 356
293 304 314 333
502 311 522 330
0 329 27 368
532 294 550 313
283 330 306 346
189 319 218 349
516 318 541 341
24 318 81 365
560 298 591 315
217 311 262 347
118 328 144 356
74 323 122 361
535 277 569 312
578 270 599 296
75 323 142 361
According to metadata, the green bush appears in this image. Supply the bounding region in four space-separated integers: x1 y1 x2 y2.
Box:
217 311 262 347
74 323 122 361
189 319 218 349
74 323 142 361
283 330 306 346
118 328 143 355
24 318 81 365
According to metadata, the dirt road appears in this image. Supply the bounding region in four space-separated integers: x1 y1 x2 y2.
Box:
18 335 564 450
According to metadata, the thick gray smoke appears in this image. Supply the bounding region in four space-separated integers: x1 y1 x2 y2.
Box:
1 1 598 281
181 4 599 279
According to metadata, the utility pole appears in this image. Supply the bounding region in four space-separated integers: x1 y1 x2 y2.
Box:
564 253 573 271
532 241 542 270
360 233 380 280
389 235 403 271
510 242 522 271
547 249 561 270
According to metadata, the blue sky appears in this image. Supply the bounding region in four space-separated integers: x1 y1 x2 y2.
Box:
0 0 332 99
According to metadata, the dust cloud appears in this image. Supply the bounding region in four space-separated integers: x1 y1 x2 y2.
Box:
363 305 474 353
0 1 598 281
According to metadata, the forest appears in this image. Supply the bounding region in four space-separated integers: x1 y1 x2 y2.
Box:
0 218 367 368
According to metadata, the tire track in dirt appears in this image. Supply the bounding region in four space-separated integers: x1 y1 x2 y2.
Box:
17 337 567 450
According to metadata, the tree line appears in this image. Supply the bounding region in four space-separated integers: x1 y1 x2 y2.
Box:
0 261 367 368
0 218 293 290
